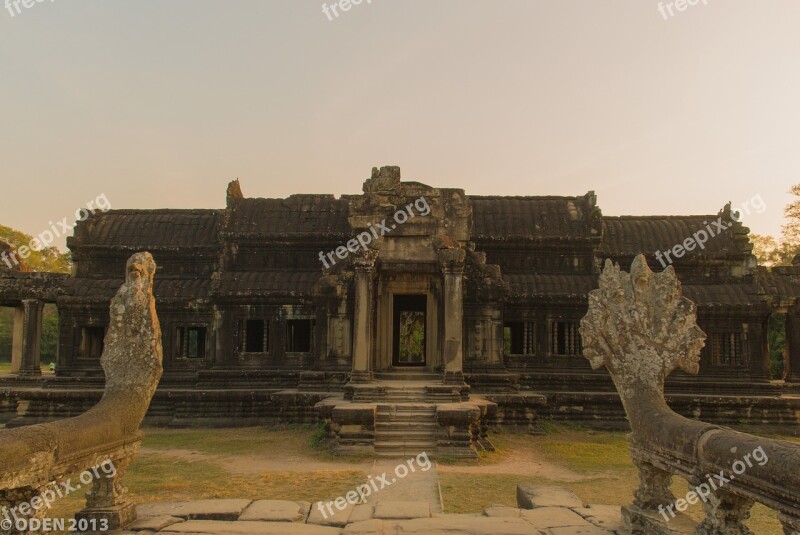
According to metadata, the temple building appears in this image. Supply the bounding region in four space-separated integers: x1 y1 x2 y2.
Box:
1 166 799 447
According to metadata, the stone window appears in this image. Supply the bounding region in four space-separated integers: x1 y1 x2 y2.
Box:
239 319 268 353
79 326 106 360
287 319 314 354
176 326 207 359
550 321 582 356
711 332 745 366
503 321 535 355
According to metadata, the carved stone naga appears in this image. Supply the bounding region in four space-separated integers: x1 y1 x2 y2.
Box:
0 253 163 534
581 255 800 535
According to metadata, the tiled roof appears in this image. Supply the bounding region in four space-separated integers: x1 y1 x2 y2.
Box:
600 216 746 256
217 270 322 297
470 197 594 240
225 195 351 237
62 278 212 299
682 283 767 308
71 210 222 248
504 274 598 298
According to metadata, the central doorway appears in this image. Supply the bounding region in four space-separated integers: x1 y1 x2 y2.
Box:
392 294 427 367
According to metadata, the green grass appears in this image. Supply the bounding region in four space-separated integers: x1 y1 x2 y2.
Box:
8 423 794 535
0 362 53 375
439 423 787 535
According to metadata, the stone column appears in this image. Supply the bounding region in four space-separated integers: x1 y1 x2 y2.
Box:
11 300 43 378
439 249 466 385
351 253 376 383
785 306 800 382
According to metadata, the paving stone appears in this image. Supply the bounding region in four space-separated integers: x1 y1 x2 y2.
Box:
390 516 543 534
517 485 583 509
548 526 615 535
373 500 431 520
160 520 341 534
137 500 253 521
483 506 522 518
126 515 184 531
570 504 623 531
348 504 374 523
342 519 399 534
307 500 355 527
521 507 592 529
238 500 310 522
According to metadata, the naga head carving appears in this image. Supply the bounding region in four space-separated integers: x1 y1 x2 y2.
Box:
580 255 706 395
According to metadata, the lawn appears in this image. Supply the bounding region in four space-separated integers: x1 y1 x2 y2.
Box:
0 362 55 375
11 424 793 535
438 424 787 535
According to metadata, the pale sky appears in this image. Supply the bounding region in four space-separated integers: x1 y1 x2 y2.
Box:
2 0 799 249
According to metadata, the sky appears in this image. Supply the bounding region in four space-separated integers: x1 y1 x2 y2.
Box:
1 0 799 250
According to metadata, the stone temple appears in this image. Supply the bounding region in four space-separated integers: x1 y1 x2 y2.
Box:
1 166 799 454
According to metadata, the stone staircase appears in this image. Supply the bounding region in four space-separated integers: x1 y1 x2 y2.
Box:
374 403 437 457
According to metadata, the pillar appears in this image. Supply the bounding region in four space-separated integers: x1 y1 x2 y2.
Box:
785 306 800 382
11 300 44 377
350 253 376 383
439 248 466 385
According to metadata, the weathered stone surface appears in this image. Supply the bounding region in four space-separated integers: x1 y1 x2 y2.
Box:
548 526 615 535
137 500 252 521
373 500 431 520
238 500 310 522
347 504 373 523
582 256 800 535
126 515 184 531
306 501 354 527
621 504 696 534
392 516 541 534
571 504 623 531
160 520 341 534
342 519 396 534
516 485 583 509
520 507 592 529
0 252 163 534
483 506 521 518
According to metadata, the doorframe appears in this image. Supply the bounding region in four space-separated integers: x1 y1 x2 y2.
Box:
392 294 427 367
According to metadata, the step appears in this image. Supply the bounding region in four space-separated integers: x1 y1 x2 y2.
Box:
375 432 435 441
375 421 436 429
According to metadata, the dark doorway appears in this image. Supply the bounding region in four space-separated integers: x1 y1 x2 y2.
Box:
393 294 427 367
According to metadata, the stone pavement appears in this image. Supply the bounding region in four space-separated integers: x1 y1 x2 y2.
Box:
115 485 627 534
364 458 442 513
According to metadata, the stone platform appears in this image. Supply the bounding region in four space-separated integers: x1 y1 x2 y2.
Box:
316 380 497 458
116 493 626 534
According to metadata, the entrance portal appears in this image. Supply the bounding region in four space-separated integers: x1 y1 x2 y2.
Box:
393 295 427 367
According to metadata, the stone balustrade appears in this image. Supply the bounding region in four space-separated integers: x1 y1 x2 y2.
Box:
580 255 800 535
0 253 163 534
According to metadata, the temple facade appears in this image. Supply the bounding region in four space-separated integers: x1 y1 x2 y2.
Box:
2 166 800 432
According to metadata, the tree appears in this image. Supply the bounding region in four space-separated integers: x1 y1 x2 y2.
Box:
0 225 70 365
0 224 71 273
750 183 800 267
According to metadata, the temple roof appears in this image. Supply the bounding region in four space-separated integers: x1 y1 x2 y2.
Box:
70 210 222 249
470 196 596 241
600 215 749 257
225 196 351 237
217 271 321 297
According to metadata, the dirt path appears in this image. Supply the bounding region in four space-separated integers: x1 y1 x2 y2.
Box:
436 448 589 482
140 448 374 474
